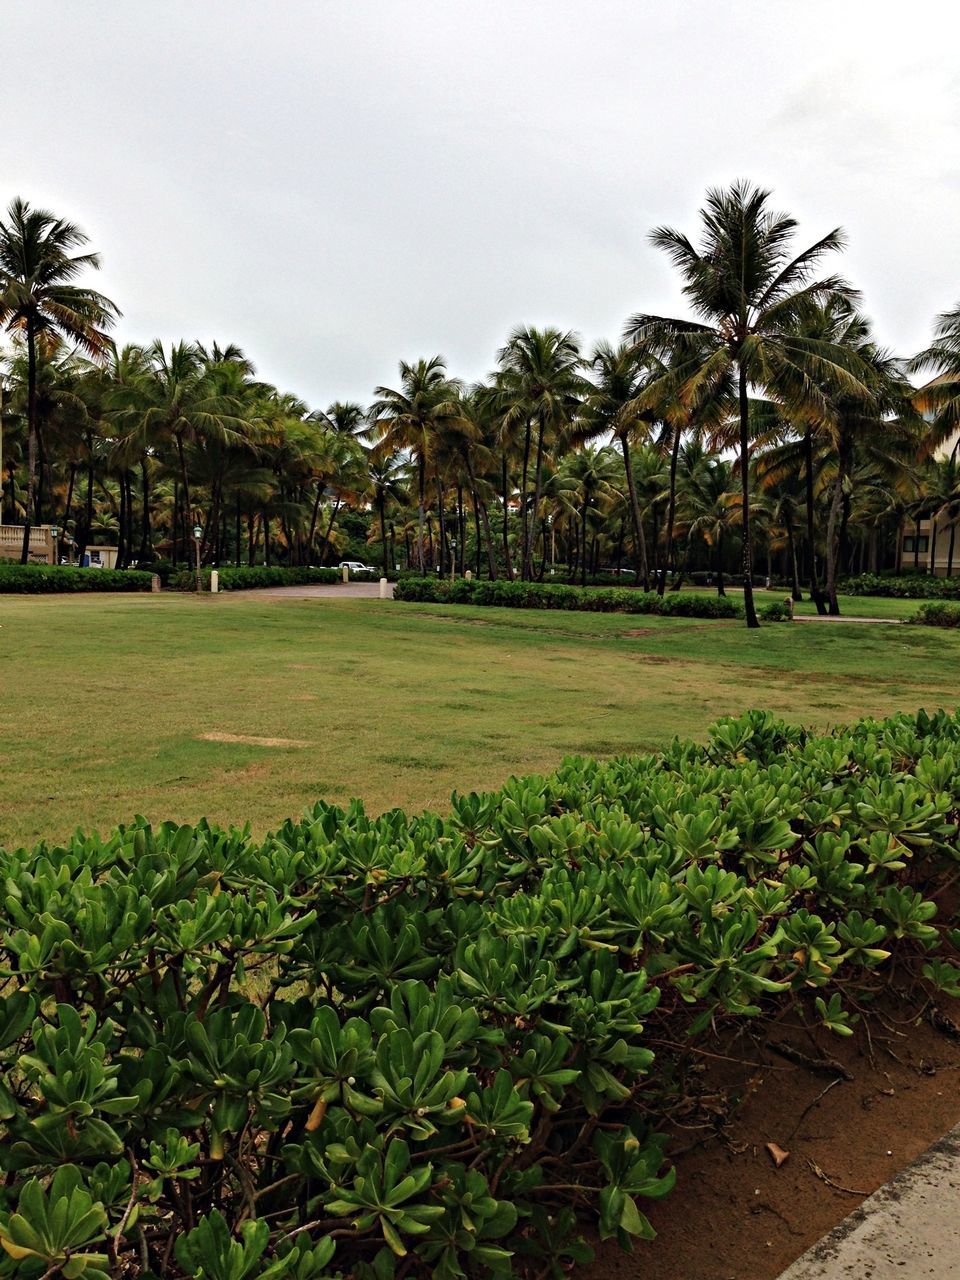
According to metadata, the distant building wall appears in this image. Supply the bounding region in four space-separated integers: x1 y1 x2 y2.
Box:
0 524 55 563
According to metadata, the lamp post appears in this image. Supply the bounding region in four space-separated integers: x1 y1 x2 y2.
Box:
193 523 203 594
50 526 58 565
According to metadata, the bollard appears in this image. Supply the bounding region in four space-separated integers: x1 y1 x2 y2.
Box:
465 569 472 581
210 570 219 594
379 576 388 599
151 574 161 594
785 596 795 621
342 565 349 584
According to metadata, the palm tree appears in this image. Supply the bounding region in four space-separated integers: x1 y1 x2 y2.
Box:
366 452 410 571
370 357 463 573
0 198 119 561
627 180 866 626
496 327 584 580
581 342 653 587
912 303 960 453
677 446 738 595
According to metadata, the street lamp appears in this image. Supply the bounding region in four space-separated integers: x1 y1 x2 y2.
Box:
193 523 203 594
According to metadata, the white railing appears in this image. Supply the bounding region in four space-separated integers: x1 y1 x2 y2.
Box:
0 524 55 559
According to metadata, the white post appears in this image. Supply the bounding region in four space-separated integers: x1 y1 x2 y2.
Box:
464 569 472 582
151 574 161 593
210 570 219 594
379 576 388 599
342 565 349 584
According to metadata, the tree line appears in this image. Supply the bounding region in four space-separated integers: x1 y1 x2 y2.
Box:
2 183 959 625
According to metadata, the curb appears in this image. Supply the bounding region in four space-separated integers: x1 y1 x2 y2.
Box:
776 1122 960 1278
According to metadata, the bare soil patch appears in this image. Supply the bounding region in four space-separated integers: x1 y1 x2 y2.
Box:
197 732 309 748
585 1007 960 1280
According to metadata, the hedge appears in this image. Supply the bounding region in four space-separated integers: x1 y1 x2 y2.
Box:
171 565 341 591
842 572 960 600
395 576 791 621
910 602 960 628
0 563 154 593
1 708 957 1278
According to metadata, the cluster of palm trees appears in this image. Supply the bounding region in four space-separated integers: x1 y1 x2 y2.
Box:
2 185 959 625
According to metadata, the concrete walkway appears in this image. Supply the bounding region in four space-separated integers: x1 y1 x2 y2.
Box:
794 614 902 625
778 1123 960 1278
229 582 394 601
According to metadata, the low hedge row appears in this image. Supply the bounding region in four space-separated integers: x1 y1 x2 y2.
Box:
1 708 957 1278
394 576 791 621
0 563 154 593
910 602 960 628
842 572 960 600
171 565 342 591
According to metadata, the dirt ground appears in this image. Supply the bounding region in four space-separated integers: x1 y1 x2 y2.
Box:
587 1005 960 1280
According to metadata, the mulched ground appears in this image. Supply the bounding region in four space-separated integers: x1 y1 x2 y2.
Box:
586 1001 960 1280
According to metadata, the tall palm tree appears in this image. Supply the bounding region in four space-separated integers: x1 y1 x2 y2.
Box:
496 327 584 580
366 452 410 571
0 198 119 561
677 447 738 595
581 342 653 587
627 180 866 626
911 303 960 454
370 357 463 573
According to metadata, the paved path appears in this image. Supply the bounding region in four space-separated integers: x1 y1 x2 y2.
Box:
794 614 902 625
229 582 394 600
778 1123 960 1278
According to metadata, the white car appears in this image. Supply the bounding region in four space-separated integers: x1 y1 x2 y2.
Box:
338 560 378 576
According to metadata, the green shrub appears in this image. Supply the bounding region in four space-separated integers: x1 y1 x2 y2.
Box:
1 708 958 1277
171 565 341 591
0 563 153 593
843 573 960 600
395 576 744 619
909 602 960 628
759 598 794 622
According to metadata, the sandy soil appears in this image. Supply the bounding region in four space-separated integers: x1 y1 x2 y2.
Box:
586 1005 960 1280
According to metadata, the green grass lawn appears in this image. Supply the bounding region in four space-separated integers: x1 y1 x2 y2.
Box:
1 591 956 847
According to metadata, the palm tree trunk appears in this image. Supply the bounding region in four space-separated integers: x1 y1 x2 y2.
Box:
660 423 683 597
913 514 921 571
416 457 426 573
519 419 533 580
929 508 939 577
62 462 78 563
117 471 128 569
175 431 192 550
321 498 342 565
77 431 95 566
465 453 497 580
378 493 388 572
307 480 325 562
580 495 588 588
138 458 152 561
235 493 242 567
947 517 956 578
501 457 514 580
263 510 271 566
19 320 38 564
619 431 649 590
785 515 802 601
803 428 827 613
716 531 726 596
737 365 760 628
436 474 447 576
527 414 547 580
824 456 846 615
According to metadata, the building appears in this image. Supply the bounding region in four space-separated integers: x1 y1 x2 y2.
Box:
0 524 56 563
897 425 960 576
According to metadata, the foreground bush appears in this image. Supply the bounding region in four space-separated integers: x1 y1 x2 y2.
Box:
0 563 153 593
171 565 341 591
910 602 960 628
843 572 960 600
1 709 959 1277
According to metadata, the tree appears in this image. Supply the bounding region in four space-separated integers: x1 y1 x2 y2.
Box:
628 180 865 626
371 357 464 573
0 198 118 561
366 452 410 571
912 303 960 452
496 328 585 580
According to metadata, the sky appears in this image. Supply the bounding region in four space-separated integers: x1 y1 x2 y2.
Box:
2 1 958 406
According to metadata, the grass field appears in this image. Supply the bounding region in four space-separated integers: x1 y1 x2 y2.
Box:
2 591 957 847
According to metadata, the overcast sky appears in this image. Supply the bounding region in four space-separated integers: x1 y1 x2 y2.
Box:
3 1 957 405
